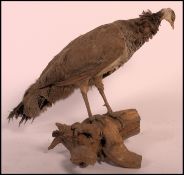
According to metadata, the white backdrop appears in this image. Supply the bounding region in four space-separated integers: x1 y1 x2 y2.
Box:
2 1 182 173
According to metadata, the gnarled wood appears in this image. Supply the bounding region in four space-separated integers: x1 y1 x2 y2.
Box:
48 109 142 168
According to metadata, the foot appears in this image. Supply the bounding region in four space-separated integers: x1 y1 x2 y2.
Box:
106 111 124 128
88 115 105 126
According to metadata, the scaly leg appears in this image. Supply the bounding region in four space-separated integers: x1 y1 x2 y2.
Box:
78 79 104 125
79 80 93 118
94 77 113 114
94 77 124 126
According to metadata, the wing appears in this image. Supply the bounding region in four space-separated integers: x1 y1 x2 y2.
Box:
38 21 126 88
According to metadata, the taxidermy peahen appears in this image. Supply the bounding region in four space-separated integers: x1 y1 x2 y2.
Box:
8 8 175 125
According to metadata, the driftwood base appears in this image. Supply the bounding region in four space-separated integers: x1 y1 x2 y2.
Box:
48 109 142 168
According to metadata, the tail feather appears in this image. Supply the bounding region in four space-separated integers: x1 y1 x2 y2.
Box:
8 102 31 126
8 84 75 126
38 96 51 110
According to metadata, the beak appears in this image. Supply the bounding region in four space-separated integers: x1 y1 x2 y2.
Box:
171 22 174 29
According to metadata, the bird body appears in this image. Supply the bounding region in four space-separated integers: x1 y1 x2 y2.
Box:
8 8 175 125
38 22 126 87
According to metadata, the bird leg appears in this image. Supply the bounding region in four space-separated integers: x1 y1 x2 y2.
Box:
79 80 104 125
80 81 93 118
94 77 124 126
94 77 113 114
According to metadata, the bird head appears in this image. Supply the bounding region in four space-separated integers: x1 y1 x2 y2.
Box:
161 8 175 29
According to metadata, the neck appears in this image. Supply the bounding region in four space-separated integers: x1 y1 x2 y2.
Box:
121 10 163 55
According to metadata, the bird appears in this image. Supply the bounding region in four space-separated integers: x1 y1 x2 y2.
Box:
8 8 175 125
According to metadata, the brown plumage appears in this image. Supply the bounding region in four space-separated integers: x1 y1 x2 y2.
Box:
8 8 175 125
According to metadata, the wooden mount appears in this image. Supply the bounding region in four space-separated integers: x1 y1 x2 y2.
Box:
48 109 142 168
